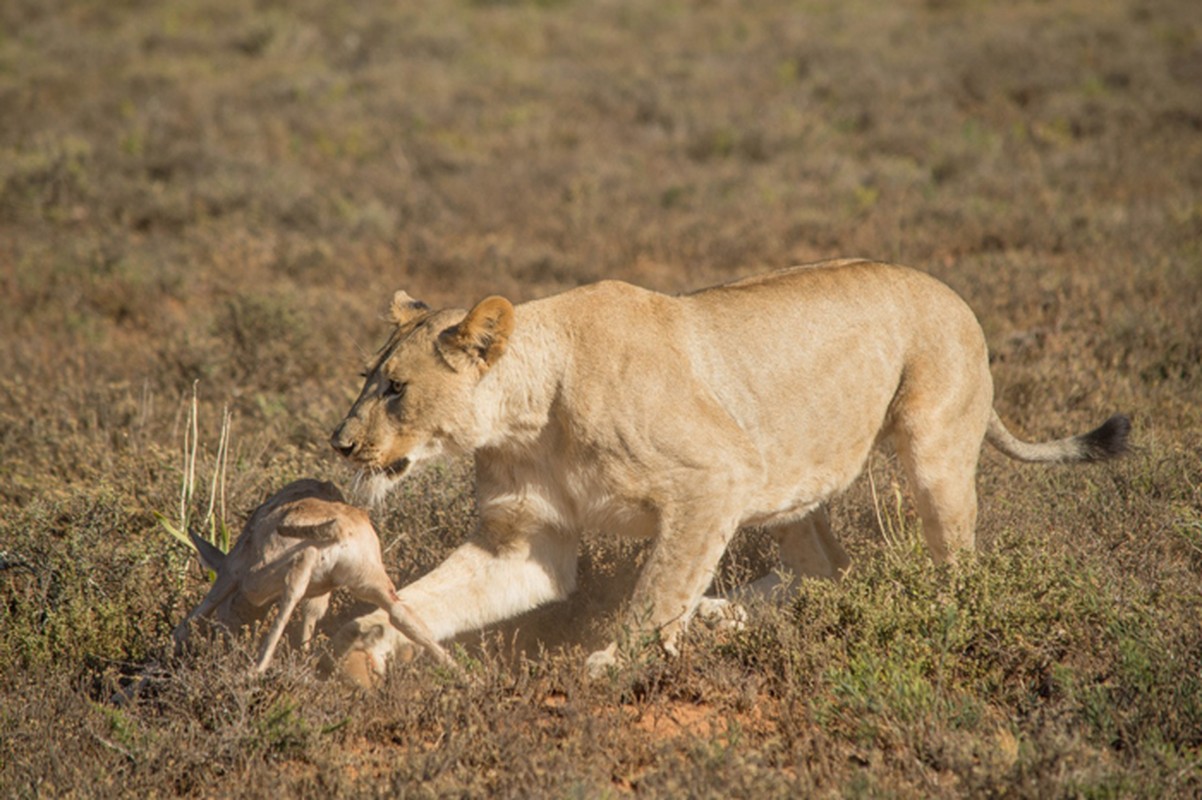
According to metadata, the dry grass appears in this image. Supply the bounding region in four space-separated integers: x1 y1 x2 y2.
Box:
2 0 1201 796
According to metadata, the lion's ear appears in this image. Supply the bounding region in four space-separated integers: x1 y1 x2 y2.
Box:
438 296 515 369
388 291 430 327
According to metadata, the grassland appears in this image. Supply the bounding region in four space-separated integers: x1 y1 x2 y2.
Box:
2 0 1201 796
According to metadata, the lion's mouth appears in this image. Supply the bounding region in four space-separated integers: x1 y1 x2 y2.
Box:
384 458 411 477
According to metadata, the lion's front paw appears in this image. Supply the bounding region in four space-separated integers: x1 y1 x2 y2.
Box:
695 597 748 632
585 643 619 680
338 647 383 689
330 610 417 687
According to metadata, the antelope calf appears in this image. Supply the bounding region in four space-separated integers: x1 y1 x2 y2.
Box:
172 479 456 675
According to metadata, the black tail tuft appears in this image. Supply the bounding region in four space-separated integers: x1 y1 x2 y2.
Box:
1079 414 1132 461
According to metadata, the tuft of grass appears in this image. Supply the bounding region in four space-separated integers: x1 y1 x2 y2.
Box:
721 531 1202 792
153 382 233 566
868 456 924 562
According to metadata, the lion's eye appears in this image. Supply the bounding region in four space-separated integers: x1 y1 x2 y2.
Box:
384 379 406 399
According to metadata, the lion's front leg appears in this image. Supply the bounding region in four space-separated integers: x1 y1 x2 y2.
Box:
333 525 579 684
587 499 742 677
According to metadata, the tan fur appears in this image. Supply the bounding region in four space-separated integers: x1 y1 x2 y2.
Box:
331 259 1128 679
172 479 456 674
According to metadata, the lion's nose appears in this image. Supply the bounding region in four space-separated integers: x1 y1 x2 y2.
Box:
330 425 358 458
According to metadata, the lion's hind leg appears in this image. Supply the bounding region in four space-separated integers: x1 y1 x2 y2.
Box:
726 507 849 607
773 506 849 581
893 434 981 563
693 508 848 631
890 391 991 564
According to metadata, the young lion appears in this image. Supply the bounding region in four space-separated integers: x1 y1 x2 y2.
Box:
330 259 1129 679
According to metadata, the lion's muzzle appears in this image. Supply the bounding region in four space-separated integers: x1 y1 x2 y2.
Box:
330 422 360 458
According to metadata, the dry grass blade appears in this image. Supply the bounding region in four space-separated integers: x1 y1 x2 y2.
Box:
868 458 919 560
156 383 234 563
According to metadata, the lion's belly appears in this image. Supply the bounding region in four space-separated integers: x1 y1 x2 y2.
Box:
739 420 888 527
715 339 902 524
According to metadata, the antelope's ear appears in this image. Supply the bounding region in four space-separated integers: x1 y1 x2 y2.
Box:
388 291 430 327
189 530 226 573
438 296 515 370
275 498 352 542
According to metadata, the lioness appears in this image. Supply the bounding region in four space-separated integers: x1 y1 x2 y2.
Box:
330 259 1129 678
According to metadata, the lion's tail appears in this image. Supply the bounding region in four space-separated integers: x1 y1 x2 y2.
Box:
985 410 1131 464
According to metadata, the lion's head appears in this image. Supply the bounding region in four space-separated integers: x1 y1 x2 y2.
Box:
331 290 514 503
